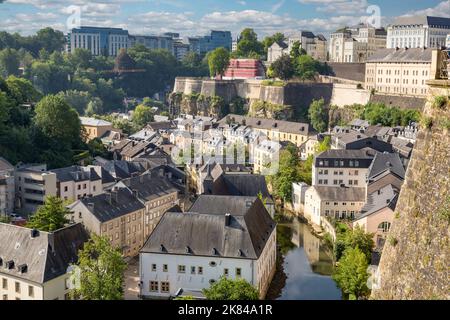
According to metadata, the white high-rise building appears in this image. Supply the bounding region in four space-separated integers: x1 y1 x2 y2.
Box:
67 27 129 57
387 16 450 49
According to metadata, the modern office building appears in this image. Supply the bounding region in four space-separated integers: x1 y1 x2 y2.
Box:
387 16 450 49
129 35 174 54
67 26 129 56
199 31 232 55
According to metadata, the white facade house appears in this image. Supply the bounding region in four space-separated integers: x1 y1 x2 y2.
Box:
268 41 289 63
0 223 88 300
68 27 129 57
329 24 387 63
139 195 277 299
387 16 450 49
312 149 375 188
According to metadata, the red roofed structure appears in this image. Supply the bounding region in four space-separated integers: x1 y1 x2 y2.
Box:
223 59 266 80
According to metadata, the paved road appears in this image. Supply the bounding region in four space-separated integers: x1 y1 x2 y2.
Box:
124 257 140 300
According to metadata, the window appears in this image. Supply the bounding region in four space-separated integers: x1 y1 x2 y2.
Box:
378 222 391 232
149 281 159 292
2 278 7 289
151 264 156 272
28 286 34 297
178 265 186 273
224 268 229 276
191 266 196 274
198 266 203 275
64 186 68 192
15 282 20 293
236 268 242 277
163 264 168 272
161 281 170 293
2 294 6 300
77 185 81 190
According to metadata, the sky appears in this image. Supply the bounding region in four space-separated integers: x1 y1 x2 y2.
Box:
0 0 449 38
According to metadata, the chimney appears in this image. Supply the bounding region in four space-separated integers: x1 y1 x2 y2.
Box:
111 190 119 203
105 192 112 205
225 213 231 227
30 229 39 238
87 203 95 212
132 189 138 198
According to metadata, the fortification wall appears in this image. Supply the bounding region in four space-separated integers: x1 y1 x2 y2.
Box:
372 80 450 300
330 84 371 106
369 94 426 110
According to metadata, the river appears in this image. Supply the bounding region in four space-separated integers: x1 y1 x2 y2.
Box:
266 216 342 300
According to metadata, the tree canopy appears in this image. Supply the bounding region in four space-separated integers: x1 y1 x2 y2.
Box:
26 196 70 232
270 54 294 80
308 98 329 133
208 47 230 79
203 277 259 300
236 28 264 59
71 234 126 300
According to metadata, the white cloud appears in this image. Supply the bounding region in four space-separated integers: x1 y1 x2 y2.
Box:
298 0 369 14
401 1 450 18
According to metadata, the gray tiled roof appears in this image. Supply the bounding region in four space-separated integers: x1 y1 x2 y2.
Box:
218 114 309 135
317 149 376 160
50 166 101 183
141 196 275 259
118 173 178 203
391 15 450 28
211 174 272 202
367 48 433 63
313 186 366 202
368 152 405 180
0 223 88 284
356 184 398 220
79 188 145 223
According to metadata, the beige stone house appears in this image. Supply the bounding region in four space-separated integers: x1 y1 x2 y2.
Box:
80 117 113 141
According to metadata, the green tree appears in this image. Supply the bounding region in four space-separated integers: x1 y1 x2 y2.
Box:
290 41 306 60
315 136 331 154
34 94 82 146
332 247 370 300
0 48 20 77
71 234 126 300
308 98 328 132
26 196 70 232
85 98 103 116
343 226 374 263
58 90 92 115
208 47 230 79
271 54 294 80
262 32 285 53
35 27 66 53
132 104 154 128
5 76 41 104
295 54 319 80
203 277 259 300
236 28 264 58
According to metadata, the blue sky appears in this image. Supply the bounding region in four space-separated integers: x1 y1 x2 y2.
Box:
0 0 448 38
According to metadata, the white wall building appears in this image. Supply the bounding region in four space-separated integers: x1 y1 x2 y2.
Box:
387 16 450 49
139 195 277 299
329 24 387 63
312 149 375 188
68 27 129 57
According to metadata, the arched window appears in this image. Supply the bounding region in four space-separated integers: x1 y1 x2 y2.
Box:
378 222 391 233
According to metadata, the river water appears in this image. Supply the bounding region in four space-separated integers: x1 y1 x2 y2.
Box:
266 217 342 300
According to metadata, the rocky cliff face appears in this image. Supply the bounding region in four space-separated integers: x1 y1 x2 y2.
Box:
372 81 450 300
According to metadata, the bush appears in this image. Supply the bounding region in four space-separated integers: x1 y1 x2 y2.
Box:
261 79 286 87
433 95 448 109
421 116 433 130
388 236 398 247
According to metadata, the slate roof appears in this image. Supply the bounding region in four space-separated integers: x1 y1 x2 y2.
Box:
78 188 145 223
94 160 145 180
118 173 178 203
50 166 101 183
141 196 276 260
368 152 406 181
0 223 88 284
218 114 309 135
79 117 112 127
316 149 376 160
0 157 14 172
356 184 398 220
391 15 450 28
301 31 315 39
146 121 176 132
211 174 272 202
313 186 366 202
367 48 433 63
274 40 288 49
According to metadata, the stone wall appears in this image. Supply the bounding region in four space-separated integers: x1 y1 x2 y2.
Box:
372 80 450 300
370 94 426 110
324 63 366 83
330 84 371 106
